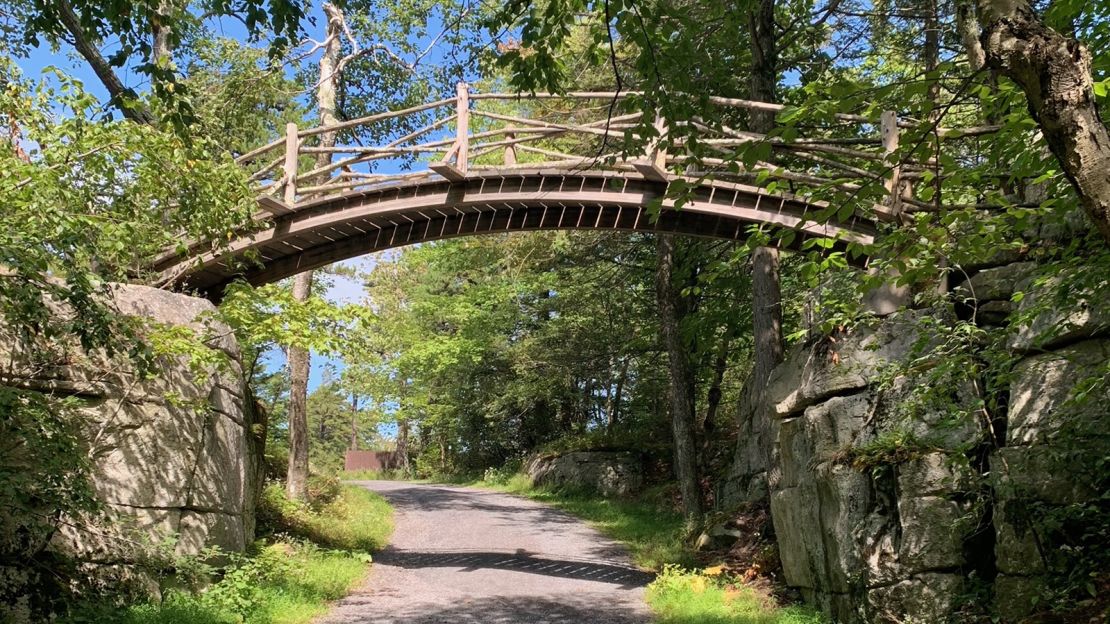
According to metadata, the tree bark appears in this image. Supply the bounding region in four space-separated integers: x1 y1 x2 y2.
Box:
656 234 703 524
750 246 783 392
151 1 174 65
55 0 156 124
747 0 785 412
748 0 777 131
609 357 629 432
956 0 986 71
285 270 313 501
923 0 940 116
285 3 344 500
703 340 729 432
349 395 360 450
741 0 785 450
398 417 411 474
979 0 1110 243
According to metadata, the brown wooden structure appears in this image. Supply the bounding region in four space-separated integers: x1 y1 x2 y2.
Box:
152 85 990 297
344 450 403 472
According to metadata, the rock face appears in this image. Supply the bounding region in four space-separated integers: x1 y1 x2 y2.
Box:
525 451 643 496
763 310 985 623
2 285 263 572
725 256 1110 623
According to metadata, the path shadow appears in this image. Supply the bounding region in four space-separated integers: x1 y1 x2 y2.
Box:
322 594 651 624
373 548 655 589
360 483 582 525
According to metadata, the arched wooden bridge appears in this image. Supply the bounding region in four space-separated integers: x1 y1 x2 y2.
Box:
153 85 993 298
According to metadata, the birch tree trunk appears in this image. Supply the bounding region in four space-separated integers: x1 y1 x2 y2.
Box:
286 2 344 500
979 0 1110 243
285 271 313 500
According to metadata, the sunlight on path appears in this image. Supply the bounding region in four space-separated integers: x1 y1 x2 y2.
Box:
318 481 653 624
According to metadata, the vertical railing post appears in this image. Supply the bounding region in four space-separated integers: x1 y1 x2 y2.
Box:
283 122 299 206
431 83 470 181
881 110 902 219
862 110 912 316
633 109 668 181
503 130 517 166
456 81 469 174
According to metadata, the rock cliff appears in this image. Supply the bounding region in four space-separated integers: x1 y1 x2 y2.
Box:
724 256 1109 623
1 285 263 593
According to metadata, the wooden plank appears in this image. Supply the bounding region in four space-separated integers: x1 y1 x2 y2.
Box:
456 82 469 173
430 162 467 182
632 161 670 182
258 196 294 216
282 122 299 205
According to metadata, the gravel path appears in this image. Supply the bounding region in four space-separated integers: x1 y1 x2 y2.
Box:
318 481 654 624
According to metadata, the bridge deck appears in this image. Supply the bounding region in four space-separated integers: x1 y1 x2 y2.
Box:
155 169 878 299
152 86 997 298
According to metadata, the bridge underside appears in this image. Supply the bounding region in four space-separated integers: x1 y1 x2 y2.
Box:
155 170 877 300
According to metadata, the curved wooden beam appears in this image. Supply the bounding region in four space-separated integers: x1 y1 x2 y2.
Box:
154 169 877 300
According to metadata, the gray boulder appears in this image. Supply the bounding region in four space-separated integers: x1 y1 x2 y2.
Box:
525 451 643 496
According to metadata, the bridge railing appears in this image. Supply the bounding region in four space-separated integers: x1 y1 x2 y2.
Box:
233 83 1002 223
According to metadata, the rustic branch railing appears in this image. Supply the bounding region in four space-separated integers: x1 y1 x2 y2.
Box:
235 82 1000 223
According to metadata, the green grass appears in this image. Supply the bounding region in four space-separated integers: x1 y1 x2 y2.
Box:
341 468 406 481
648 567 826 624
299 485 395 551
70 543 369 624
66 485 394 624
258 483 394 551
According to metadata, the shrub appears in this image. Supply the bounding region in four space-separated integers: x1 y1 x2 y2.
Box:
0 389 100 618
256 484 393 552
830 429 938 475
305 474 342 509
63 541 369 624
261 447 289 482
342 468 404 480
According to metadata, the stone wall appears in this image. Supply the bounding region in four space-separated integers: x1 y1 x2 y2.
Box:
2 285 263 577
525 451 644 496
724 257 1109 623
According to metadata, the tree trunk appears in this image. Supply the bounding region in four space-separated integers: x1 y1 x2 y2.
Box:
980 0 1110 243
398 417 411 473
923 0 940 117
749 246 783 468
656 234 704 524
609 357 629 433
747 0 777 132
286 270 313 501
55 0 156 124
285 3 344 501
349 395 359 450
747 0 785 410
151 1 174 65
703 340 729 432
957 0 986 71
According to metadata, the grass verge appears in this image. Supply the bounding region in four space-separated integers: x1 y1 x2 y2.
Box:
648 566 825 624
258 483 394 551
65 484 393 624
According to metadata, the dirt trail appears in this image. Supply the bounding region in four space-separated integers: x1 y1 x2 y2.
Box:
318 480 654 624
